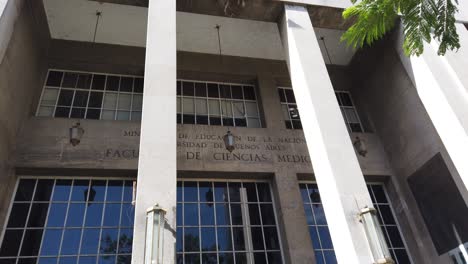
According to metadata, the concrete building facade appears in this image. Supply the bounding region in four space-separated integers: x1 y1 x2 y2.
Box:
0 0 467 263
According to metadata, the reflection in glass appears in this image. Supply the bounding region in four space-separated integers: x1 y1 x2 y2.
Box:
100 228 119 254
184 227 200 252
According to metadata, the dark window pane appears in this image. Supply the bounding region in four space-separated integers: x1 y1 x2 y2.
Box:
0 230 23 256
61 229 82 255
183 114 195 124
219 252 234 264
98 256 115 264
120 77 133 92
285 89 296 103
106 76 120 91
201 227 216 251
267 252 283 264
57 90 74 106
232 227 245 250
317 226 333 249
230 204 243 225
20 229 43 256
71 180 90 202
292 120 302 129
184 227 200 252
195 82 207 97
185 254 200 264
209 117 221 126
200 203 215 226
371 185 388 203
134 78 144 93
62 73 78 88
387 226 404 247
54 107 70 118
231 85 243 99
234 118 247 127
278 89 286 102
77 74 92 89
184 203 199 226
121 203 135 227
177 204 182 227
85 203 104 227
184 182 198 202
196 115 209 125
104 203 121 227
100 228 118 254
248 204 261 225
15 179 36 201
47 203 67 227
52 180 72 201
7 203 30 227
264 227 280 249
73 91 89 107
339 92 353 106
315 251 325 264
66 203 85 227
81 228 100 254
107 181 123 202
182 82 195 96
202 253 217 264
214 182 228 202
118 228 133 254
228 183 241 202
86 108 101 119
309 185 321 203
245 183 257 202
313 204 328 225
70 108 86 119
378 205 396 225
304 205 314 225
299 184 308 202
261 204 276 225
41 229 62 256
254 252 267 264
350 123 363 133
123 181 134 202
46 71 63 87
394 249 411 264
257 183 272 202
285 121 292 129
117 256 131 264
78 256 96 264
243 86 256 100
323 251 337 264
217 227 232 251
177 81 181 95
91 75 106 90
309 226 320 249
177 114 181 124
18 258 37 264
88 92 103 108
176 227 183 252
219 85 231 99
207 83 219 98
34 179 54 201
216 203 230 226
39 258 58 264
251 227 264 250
199 182 213 203
28 203 49 227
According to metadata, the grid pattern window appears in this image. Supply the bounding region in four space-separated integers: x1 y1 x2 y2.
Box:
37 70 144 121
299 183 412 264
177 81 262 128
176 181 283 264
0 178 135 264
277 87 364 132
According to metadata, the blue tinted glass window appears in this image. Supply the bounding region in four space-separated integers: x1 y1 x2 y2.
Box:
1 179 134 264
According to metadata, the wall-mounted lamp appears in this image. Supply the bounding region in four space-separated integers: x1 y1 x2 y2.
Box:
359 207 395 264
145 204 167 264
69 122 84 146
353 136 367 157
223 130 235 152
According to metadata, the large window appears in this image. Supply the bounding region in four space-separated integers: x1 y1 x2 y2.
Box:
299 183 411 264
37 70 144 121
177 81 262 128
277 87 364 132
0 178 135 264
176 181 283 264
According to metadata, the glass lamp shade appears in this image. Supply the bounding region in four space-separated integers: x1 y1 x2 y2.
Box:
145 205 166 264
360 207 395 264
223 130 235 152
69 122 84 146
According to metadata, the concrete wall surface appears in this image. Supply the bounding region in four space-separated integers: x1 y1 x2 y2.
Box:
0 1 48 232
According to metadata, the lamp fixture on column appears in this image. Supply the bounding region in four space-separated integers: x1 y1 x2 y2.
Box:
69 122 84 146
215 24 236 152
353 136 367 157
359 206 395 264
145 204 167 264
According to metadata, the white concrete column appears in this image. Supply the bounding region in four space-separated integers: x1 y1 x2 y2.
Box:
132 1 177 263
395 24 468 203
280 5 374 263
0 0 22 63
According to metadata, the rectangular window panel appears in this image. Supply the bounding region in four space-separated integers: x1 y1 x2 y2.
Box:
278 87 363 132
37 70 144 121
299 183 412 264
177 181 283 263
0 178 135 263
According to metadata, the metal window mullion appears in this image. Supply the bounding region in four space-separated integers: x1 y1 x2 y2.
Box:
267 182 286 264
240 186 253 264
181 181 185 263
97 180 110 262
210 182 220 264
67 90 77 119
114 78 122 121
57 179 74 260
255 183 269 264
226 182 236 264
115 181 125 258
129 79 135 121
196 182 202 263
35 179 58 261
306 184 326 260
76 181 92 260
99 76 108 120
82 75 94 119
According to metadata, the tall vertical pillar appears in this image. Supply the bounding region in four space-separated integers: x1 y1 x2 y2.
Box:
395 24 468 202
280 5 374 263
132 1 177 263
